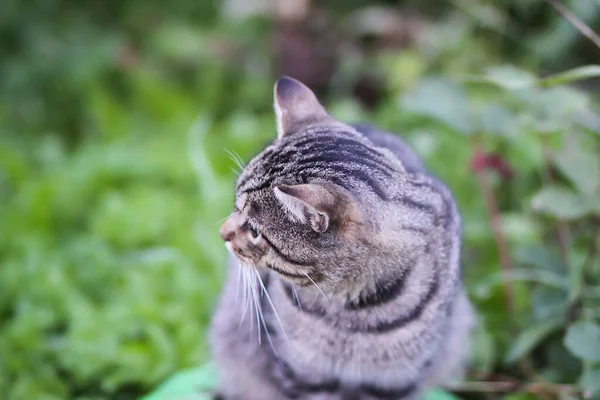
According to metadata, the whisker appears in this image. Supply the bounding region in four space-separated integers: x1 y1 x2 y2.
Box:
255 269 288 341
239 265 251 327
213 212 235 226
231 149 245 167
253 271 281 358
303 272 328 303
291 284 302 311
235 261 242 303
229 148 246 169
246 269 255 333
224 148 246 172
248 267 262 344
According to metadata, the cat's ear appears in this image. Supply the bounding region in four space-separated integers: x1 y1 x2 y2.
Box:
273 76 331 138
273 184 332 232
273 183 359 234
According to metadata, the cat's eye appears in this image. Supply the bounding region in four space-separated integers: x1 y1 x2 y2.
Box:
242 221 259 238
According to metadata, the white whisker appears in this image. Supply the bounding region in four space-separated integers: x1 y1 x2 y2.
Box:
255 269 288 341
224 148 246 173
291 284 302 311
254 271 281 358
239 266 251 328
249 268 262 344
213 212 234 226
230 148 246 169
235 261 242 303
303 272 328 302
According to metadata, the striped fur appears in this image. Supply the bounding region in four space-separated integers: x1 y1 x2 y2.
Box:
210 77 474 400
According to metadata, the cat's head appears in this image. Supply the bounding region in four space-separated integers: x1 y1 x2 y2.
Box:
220 77 422 294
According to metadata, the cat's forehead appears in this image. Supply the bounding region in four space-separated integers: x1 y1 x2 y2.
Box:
234 192 249 212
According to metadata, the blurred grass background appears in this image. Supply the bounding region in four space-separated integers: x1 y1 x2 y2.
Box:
1 0 600 399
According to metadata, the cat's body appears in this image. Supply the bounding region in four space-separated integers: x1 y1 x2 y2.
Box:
210 77 474 400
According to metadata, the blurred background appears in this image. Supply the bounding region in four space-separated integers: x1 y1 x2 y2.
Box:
1 0 600 399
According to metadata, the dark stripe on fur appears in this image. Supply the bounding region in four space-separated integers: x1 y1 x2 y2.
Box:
360 382 418 399
281 271 440 334
237 132 398 198
271 359 340 398
365 273 440 334
345 269 409 310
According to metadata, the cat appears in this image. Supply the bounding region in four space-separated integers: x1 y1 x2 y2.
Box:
209 76 475 400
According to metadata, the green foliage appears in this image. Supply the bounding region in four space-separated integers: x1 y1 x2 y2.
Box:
2 1 600 400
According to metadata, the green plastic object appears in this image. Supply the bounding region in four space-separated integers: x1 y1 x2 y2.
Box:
141 363 461 400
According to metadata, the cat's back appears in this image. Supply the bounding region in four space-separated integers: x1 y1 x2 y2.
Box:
351 123 426 174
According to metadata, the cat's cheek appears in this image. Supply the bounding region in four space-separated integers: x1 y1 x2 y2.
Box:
224 241 234 255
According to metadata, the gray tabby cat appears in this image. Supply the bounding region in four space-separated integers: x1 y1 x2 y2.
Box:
210 77 474 400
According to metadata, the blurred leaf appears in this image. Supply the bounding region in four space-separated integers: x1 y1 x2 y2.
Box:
400 77 472 134
517 86 590 133
472 322 496 374
515 246 568 273
540 65 600 87
564 321 600 362
503 393 537 400
532 286 568 320
141 363 217 400
484 268 568 291
477 103 517 136
479 65 537 89
553 138 600 197
580 367 600 396
505 318 563 363
420 390 460 400
531 185 596 220
568 258 585 304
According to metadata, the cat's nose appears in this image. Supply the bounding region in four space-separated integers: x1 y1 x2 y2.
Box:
219 222 235 242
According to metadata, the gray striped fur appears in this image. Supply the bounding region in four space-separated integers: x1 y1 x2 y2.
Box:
210 77 474 400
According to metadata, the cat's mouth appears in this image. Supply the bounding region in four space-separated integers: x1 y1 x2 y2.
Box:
225 242 257 267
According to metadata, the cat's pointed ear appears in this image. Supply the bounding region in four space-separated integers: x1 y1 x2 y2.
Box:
273 183 360 234
273 76 331 138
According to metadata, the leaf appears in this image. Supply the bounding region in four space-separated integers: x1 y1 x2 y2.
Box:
141 363 218 400
420 389 461 400
540 65 600 87
531 185 596 220
482 268 568 291
580 367 600 396
563 321 600 362
400 77 472 134
505 319 563 363
480 65 538 90
514 246 568 273
532 286 568 321
477 103 517 136
533 87 589 122
472 322 496 374
553 138 600 197
567 257 585 304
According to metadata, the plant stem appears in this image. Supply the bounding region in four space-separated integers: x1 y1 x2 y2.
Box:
540 134 570 266
471 142 515 317
582 217 599 286
544 0 600 49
